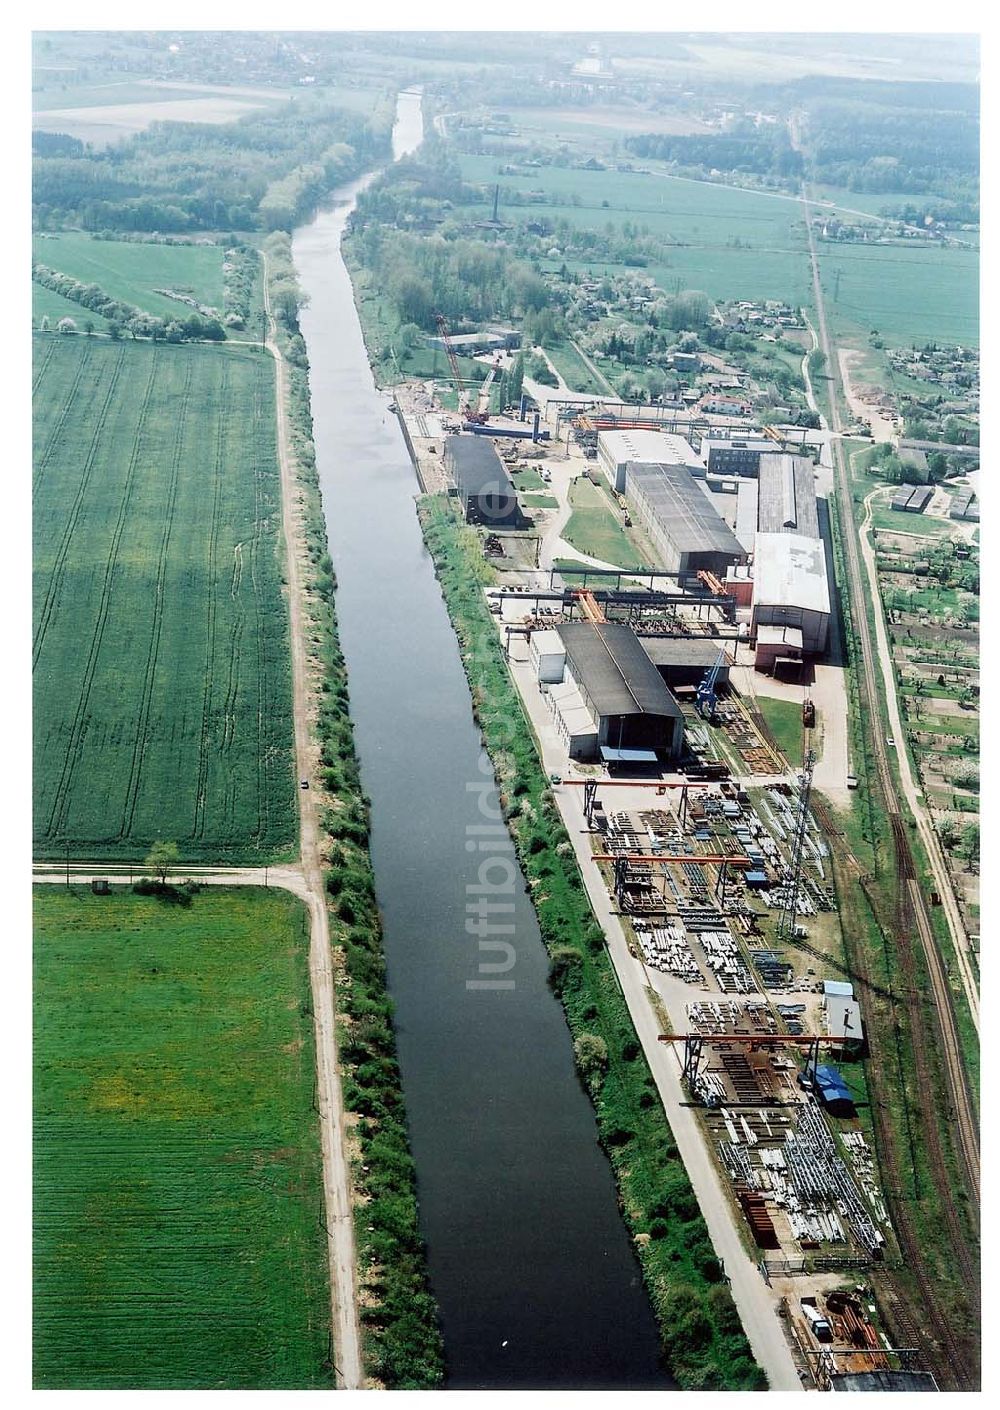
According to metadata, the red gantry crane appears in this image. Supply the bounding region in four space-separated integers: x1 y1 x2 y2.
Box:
436 313 489 425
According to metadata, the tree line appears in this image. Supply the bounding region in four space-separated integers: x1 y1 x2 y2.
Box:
33 97 394 234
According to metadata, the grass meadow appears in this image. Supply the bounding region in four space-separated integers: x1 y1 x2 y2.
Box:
33 886 331 1389
754 694 805 767
33 334 295 861
33 232 226 322
458 155 814 306
563 475 651 568
33 284 113 331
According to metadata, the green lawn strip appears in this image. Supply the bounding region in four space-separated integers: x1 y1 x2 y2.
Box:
416 493 764 1391
753 695 804 767
563 476 652 568
32 334 296 862
511 467 547 492
543 337 609 395
519 493 559 509
265 245 443 1388
33 886 331 1389
869 506 952 538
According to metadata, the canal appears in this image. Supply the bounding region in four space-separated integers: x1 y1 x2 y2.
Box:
293 91 669 1391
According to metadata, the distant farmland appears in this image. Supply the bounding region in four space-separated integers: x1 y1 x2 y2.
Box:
33 334 295 860
33 887 331 1388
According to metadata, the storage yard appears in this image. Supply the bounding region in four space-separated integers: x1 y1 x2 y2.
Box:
396 343 972 1386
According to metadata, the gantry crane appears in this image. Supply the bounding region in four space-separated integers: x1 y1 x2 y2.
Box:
657 1030 853 1087
695 646 729 720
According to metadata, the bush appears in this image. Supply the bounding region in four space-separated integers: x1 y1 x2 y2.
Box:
573 1032 608 1079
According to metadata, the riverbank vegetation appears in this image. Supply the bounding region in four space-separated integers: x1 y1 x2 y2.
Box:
34 886 332 1388
417 494 764 1391
265 251 444 1389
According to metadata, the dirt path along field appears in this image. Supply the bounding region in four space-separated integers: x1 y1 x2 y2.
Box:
262 256 363 1389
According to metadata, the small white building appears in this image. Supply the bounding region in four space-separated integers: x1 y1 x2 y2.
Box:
546 679 599 760
529 629 566 684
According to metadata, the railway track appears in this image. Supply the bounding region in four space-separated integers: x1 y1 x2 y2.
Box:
801 185 979 1386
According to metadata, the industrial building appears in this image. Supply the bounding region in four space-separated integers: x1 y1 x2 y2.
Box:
700 434 773 478
625 462 748 577
539 621 685 763
637 637 733 689
597 428 703 493
444 435 520 527
950 486 979 521
751 533 831 662
890 485 934 514
425 326 520 354
757 454 821 538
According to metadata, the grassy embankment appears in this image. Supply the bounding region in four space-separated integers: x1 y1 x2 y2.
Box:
265 236 444 1389
33 333 296 862
416 493 764 1391
34 887 331 1389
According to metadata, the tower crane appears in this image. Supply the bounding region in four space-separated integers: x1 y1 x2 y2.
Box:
435 313 489 425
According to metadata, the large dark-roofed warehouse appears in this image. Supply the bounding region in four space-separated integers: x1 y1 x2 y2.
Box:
625 462 747 576
557 621 684 761
444 435 520 527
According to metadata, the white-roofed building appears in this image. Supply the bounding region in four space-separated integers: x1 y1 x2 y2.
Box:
597 428 702 493
751 532 831 656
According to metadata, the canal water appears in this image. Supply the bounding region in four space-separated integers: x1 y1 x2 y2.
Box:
293 92 668 1390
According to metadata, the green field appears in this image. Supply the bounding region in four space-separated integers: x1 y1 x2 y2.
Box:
459 156 813 306
33 284 112 331
33 334 295 860
33 233 226 322
818 240 979 347
562 475 651 568
33 886 331 1389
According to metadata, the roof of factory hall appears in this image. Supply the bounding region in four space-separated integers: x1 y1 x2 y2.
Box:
445 434 513 497
753 532 831 616
628 461 747 558
757 453 820 538
557 621 684 720
598 428 700 468
637 637 733 671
